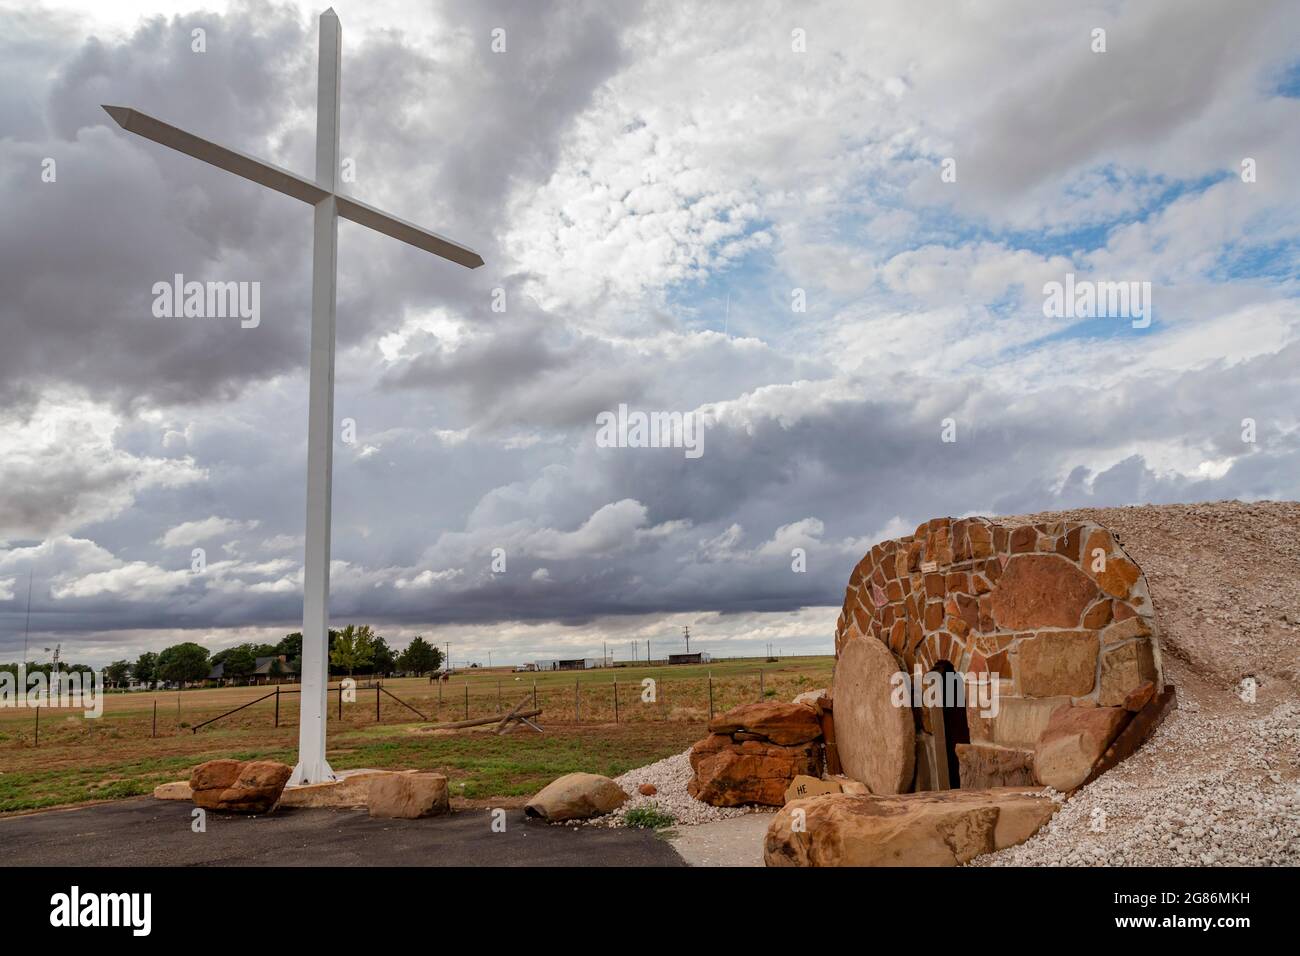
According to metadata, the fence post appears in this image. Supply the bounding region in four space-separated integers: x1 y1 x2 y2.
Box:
613 679 619 723
338 684 342 721
376 683 381 723
497 679 502 710
152 699 157 738
575 678 580 723
464 684 469 720
708 672 714 720
532 681 537 710
274 687 280 728
34 704 39 747
662 678 667 721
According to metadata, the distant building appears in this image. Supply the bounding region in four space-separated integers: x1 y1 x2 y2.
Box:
667 652 711 665
250 655 299 685
534 658 602 671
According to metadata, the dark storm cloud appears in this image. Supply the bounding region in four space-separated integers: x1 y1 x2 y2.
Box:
0 0 635 411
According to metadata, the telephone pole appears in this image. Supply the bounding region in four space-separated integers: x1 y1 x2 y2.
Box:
682 624 691 654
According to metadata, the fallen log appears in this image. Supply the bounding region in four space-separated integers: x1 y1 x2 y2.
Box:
422 708 542 731
494 695 533 734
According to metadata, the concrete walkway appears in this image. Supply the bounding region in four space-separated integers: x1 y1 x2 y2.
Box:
666 813 773 867
0 798 686 867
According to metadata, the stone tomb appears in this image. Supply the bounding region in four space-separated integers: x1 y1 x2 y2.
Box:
833 516 1167 793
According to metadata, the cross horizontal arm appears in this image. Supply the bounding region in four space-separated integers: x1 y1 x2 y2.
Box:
102 105 483 269
335 195 483 268
103 106 329 205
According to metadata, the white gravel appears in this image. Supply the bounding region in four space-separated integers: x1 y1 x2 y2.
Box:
586 749 775 828
974 698 1300 866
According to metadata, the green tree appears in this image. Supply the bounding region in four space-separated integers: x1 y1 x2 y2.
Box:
371 636 396 677
104 660 131 688
329 624 376 676
276 632 303 660
223 645 257 680
132 652 158 687
397 636 441 676
157 642 210 686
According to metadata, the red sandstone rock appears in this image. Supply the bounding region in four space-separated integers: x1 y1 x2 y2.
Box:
990 554 1099 630
687 734 820 807
1034 706 1129 791
706 701 821 745
190 759 292 813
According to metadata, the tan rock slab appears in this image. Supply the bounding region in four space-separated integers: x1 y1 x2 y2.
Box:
1034 705 1129 791
368 772 450 819
153 781 192 801
524 772 628 821
1098 638 1158 707
833 636 914 795
1015 631 1098 697
280 769 407 809
764 787 1059 867
955 743 1036 788
971 695 1070 749
784 774 842 804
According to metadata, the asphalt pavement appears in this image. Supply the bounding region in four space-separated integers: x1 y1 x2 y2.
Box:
0 798 687 867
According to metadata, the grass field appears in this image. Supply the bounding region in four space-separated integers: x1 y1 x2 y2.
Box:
0 656 833 814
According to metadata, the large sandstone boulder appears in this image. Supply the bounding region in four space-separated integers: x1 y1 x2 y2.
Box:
280 769 397 809
832 636 914 794
368 772 450 819
688 734 820 806
1034 705 1129 791
524 773 628 822
764 788 1059 867
190 759 292 813
707 701 822 745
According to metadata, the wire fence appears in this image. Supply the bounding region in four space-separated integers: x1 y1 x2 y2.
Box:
8 668 813 745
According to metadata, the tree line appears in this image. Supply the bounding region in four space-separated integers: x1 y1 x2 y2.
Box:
3 630 444 689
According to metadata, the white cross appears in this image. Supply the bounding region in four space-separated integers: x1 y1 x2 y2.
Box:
104 8 483 785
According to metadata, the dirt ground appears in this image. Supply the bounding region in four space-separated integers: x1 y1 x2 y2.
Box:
0 657 832 814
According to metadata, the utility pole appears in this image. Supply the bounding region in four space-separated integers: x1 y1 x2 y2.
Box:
22 569 33 665
682 624 691 655
603 641 607 668
647 639 651 665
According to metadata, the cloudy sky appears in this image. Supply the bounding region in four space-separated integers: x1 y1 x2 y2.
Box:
1 0 1298 669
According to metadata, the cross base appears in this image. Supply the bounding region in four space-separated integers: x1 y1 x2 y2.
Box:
288 757 337 788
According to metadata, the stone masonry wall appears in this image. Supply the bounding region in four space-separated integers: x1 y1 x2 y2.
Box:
833 517 1165 790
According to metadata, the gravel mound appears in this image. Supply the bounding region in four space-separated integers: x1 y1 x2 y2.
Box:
973 500 1300 866
586 750 774 828
975 698 1300 866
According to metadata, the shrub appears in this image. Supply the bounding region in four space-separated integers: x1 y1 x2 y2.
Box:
624 803 675 829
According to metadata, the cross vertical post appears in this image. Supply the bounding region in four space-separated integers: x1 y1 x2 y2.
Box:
293 8 342 786
102 6 482 788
